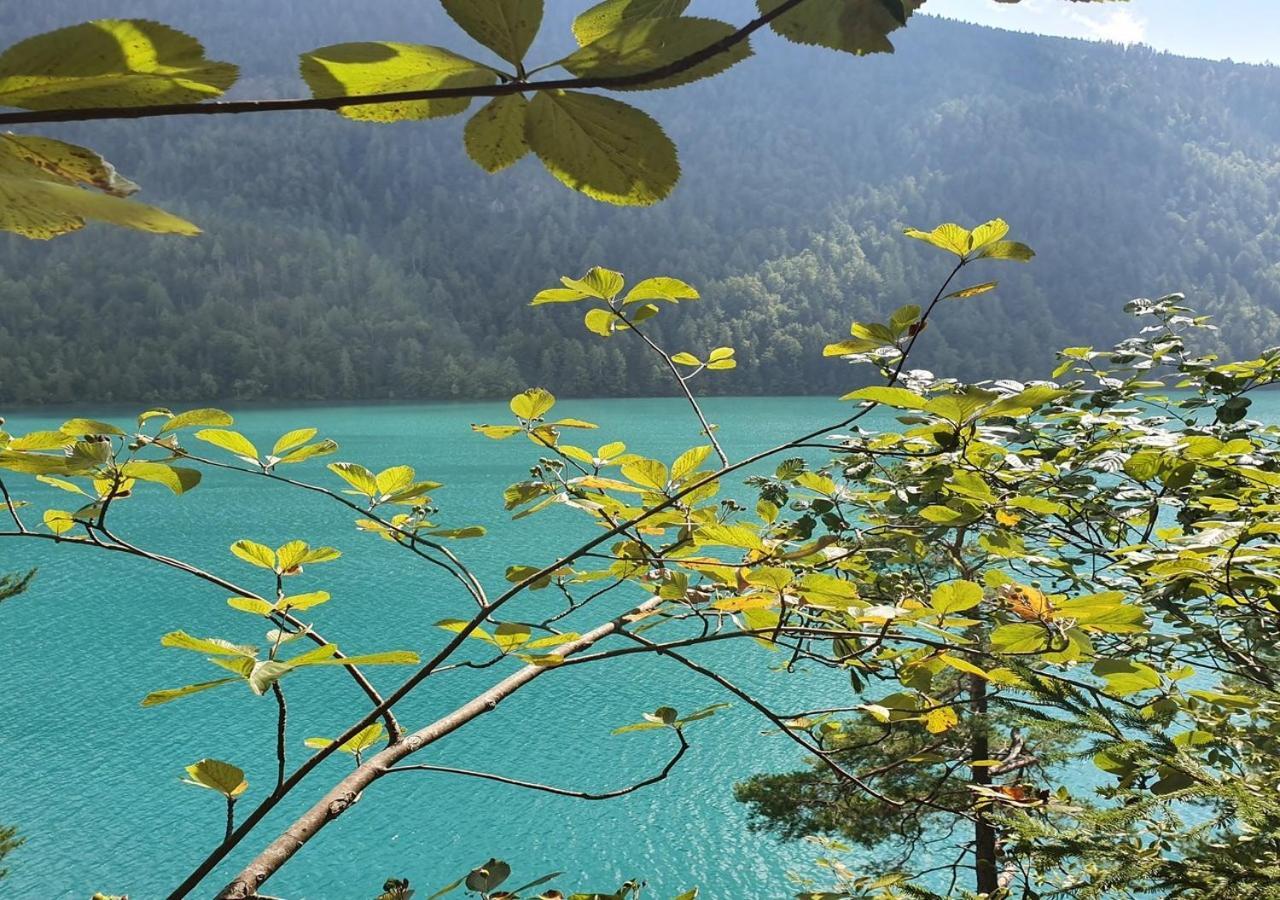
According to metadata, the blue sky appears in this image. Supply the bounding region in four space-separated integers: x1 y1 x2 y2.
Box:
928 0 1279 65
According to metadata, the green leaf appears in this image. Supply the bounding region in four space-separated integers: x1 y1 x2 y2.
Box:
990 623 1049 655
466 860 511 893
525 90 679 206
299 43 497 122
230 539 276 570
759 0 921 56
510 387 556 419
464 93 531 173
181 758 248 798
572 0 691 46
930 580 983 614
194 428 259 461
975 240 1035 262
158 408 233 434
671 352 701 366
118 461 201 494
1093 659 1161 696
0 20 238 110
560 17 752 91
840 386 928 409
440 0 543 65
141 678 237 707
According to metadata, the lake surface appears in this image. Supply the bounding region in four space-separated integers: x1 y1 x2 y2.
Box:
0 396 889 899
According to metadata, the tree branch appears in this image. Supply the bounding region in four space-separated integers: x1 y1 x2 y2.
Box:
0 0 812 127
385 728 688 801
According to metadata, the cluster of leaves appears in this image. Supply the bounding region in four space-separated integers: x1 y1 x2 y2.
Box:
0 0 1097 237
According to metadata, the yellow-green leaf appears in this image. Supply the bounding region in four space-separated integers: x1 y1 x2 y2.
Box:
464 93 531 173
272 428 318 456
440 0 543 65
560 17 751 91
181 758 248 798
230 539 276 570
525 90 679 206
572 0 691 46
510 387 556 420
759 0 921 56
194 428 259 460
0 20 237 110
300 42 497 122
158 408 232 434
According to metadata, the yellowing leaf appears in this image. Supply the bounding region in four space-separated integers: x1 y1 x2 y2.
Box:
0 134 200 239
562 266 625 300
584 307 617 337
623 276 698 304
968 218 1010 251
272 428 318 456
328 461 379 496
158 408 232 434
230 539 276 570
472 423 523 439
923 705 959 734
904 222 971 256
947 281 999 300
0 20 237 109
181 758 247 798
300 42 496 122
621 458 668 491
525 90 679 206
464 93 531 173
510 387 556 420
194 428 259 461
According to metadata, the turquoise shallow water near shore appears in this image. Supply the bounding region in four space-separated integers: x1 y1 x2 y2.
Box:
0 396 882 899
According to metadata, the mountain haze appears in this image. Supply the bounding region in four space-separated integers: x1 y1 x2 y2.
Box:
2 2 1279 403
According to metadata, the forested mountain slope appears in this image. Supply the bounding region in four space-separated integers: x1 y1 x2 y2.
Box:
1 1 1278 402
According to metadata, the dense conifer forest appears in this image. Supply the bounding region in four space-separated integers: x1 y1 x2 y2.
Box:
2 1 1279 403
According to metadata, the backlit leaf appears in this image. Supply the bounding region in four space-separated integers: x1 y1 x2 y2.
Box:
526 90 679 206
300 42 497 122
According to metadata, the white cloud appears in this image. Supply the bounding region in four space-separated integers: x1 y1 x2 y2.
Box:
1068 9 1148 46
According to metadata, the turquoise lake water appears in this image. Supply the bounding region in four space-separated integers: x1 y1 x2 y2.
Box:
7 392 1275 899
0 396 896 900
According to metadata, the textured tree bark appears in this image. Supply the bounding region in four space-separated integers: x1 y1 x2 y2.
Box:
216 597 662 899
